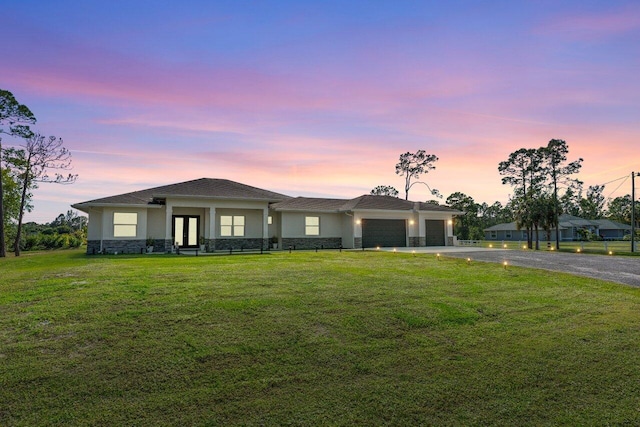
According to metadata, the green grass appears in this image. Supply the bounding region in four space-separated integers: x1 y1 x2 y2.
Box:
479 239 638 255
2 249 640 425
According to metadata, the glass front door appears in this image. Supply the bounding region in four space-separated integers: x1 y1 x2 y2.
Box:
173 215 200 248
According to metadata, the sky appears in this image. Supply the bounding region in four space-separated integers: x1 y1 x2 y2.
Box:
2 0 639 223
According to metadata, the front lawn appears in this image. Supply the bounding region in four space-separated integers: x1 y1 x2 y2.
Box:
2 250 640 425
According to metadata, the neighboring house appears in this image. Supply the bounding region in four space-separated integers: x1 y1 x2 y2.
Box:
484 214 631 241
72 178 461 254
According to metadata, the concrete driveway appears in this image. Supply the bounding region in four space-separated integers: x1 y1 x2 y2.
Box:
378 247 640 287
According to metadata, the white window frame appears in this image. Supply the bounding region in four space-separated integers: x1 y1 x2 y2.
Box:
305 216 320 236
490 230 497 239
113 212 137 237
220 215 245 237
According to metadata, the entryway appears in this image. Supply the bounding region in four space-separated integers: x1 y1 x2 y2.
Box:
173 215 200 248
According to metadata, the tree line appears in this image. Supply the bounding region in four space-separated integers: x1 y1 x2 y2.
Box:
372 147 638 248
1 89 77 256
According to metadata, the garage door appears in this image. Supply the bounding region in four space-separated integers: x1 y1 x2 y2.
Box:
362 219 407 248
425 220 445 246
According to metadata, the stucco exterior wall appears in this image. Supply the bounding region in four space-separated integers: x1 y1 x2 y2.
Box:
147 207 166 240
100 207 149 240
86 208 103 240
280 212 343 238
215 208 265 239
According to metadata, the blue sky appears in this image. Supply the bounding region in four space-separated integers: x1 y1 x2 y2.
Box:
2 0 639 222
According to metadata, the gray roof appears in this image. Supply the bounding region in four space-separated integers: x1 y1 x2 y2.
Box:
270 197 349 212
73 178 461 215
74 178 291 208
272 194 461 214
592 219 631 231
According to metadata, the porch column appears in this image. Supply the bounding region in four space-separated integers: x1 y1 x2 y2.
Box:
263 208 269 239
165 203 173 252
208 207 216 250
446 219 454 246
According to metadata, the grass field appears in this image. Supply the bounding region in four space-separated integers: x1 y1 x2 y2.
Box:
474 239 638 255
2 249 640 425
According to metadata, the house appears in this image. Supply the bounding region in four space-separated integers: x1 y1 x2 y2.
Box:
484 214 631 241
72 178 461 254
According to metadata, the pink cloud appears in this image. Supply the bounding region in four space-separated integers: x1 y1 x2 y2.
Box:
536 5 640 40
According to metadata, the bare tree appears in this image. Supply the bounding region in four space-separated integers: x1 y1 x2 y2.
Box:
395 150 439 200
12 134 77 256
0 89 36 257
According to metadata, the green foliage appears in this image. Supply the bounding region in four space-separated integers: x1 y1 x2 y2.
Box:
2 251 640 425
499 140 582 249
17 210 87 251
0 89 36 138
395 150 439 200
370 185 399 197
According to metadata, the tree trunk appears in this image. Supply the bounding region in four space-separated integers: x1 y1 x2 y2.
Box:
0 138 5 258
553 178 560 250
13 157 31 257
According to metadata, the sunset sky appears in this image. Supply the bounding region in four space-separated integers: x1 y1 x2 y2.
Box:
2 0 639 222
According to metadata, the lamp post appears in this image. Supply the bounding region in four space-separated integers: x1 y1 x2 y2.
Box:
632 172 638 253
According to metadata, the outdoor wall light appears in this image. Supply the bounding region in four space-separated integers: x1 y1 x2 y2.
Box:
448 220 453 225
409 220 415 225
356 219 361 225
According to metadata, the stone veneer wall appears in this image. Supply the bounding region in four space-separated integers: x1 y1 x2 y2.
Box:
409 237 421 247
214 238 267 251
281 237 342 250
86 240 101 255
354 237 362 249
86 239 147 254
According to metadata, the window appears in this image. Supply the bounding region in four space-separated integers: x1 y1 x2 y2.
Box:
490 230 497 239
305 216 320 235
505 231 512 239
220 215 245 237
114 212 137 237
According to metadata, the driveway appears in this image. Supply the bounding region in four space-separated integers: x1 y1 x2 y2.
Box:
443 249 640 287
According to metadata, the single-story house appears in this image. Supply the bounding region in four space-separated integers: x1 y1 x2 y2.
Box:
72 178 461 254
484 214 631 241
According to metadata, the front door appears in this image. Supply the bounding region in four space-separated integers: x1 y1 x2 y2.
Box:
173 215 200 248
